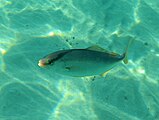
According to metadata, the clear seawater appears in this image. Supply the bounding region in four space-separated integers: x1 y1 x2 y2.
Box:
0 0 159 120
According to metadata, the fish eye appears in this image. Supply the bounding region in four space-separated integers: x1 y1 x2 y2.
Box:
46 59 52 64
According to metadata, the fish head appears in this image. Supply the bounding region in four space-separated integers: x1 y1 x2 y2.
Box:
38 50 72 68
38 58 52 67
38 53 58 67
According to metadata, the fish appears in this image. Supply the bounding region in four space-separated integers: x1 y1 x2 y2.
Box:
38 38 133 77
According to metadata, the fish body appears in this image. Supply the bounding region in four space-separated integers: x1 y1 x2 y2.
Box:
38 46 126 77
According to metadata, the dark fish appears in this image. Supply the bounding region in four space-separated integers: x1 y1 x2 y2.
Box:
38 39 133 77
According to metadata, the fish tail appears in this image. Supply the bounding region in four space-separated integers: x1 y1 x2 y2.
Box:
123 37 135 64
123 52 128 64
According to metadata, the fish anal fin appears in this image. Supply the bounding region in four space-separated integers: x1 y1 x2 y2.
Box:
86 45 108 52
100 70 110 77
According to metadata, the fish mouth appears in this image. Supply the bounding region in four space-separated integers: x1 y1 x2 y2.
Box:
38 60 46 67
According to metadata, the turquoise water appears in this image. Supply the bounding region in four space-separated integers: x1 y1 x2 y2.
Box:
0 0 159 120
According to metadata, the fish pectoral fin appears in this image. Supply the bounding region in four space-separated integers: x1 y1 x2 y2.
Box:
65 66 72 71
100 70 110 77
65 66 79 71
86 45 108 52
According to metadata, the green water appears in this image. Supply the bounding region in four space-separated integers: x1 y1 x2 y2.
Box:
0 0 159 120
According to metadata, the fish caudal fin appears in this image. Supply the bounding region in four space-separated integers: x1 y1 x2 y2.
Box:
123 52 128 64
123 37 135 64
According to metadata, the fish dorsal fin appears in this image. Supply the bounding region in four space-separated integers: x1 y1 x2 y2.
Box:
86 45 108 52
110 52 119 56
